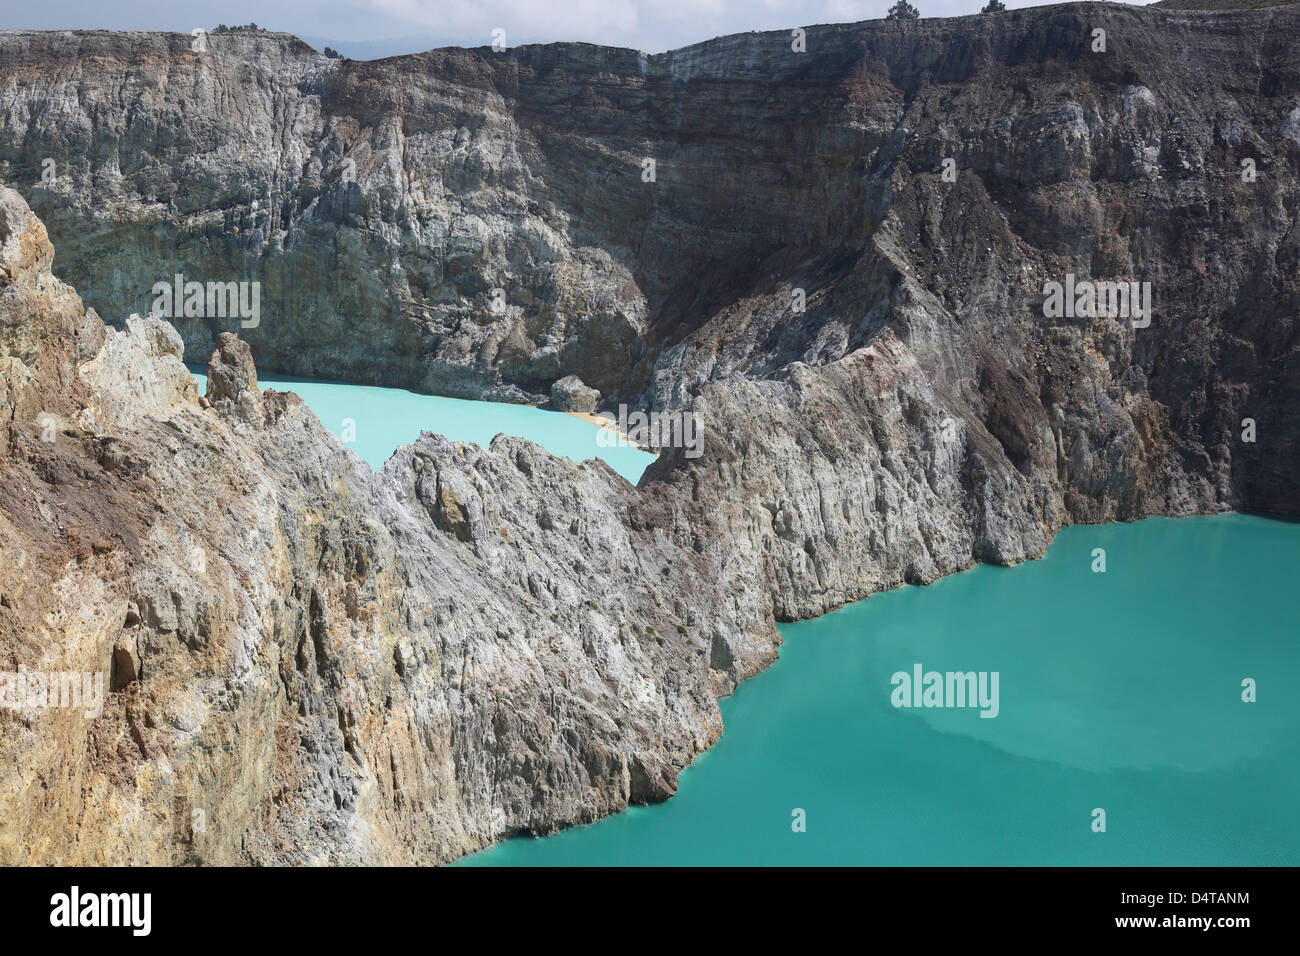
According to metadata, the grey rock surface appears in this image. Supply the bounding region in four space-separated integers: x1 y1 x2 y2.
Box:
550 374 600 413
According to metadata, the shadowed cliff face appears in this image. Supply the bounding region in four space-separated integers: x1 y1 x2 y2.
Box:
1 4 1297 519
0 3 1298 865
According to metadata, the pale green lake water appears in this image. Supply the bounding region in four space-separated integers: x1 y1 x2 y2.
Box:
189 367 655 482
191 368 1299 866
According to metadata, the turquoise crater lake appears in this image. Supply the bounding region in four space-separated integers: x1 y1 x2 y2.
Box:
463 513 1299 866
192 369 1299 866
189 367 656 482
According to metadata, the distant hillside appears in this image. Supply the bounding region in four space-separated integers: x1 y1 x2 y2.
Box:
1155 0 1299 11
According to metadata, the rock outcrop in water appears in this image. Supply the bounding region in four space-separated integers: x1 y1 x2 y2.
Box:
1 1 1298 863
550 374 600 413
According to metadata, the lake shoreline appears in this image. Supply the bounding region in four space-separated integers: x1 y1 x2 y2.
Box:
460 512 1300 866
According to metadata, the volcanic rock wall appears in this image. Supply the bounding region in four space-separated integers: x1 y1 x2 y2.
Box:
0 3 1297 863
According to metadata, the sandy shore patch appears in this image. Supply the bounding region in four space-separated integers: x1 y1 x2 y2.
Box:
565 410 660 455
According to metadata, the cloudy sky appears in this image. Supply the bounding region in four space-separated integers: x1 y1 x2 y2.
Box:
5 1 1158 56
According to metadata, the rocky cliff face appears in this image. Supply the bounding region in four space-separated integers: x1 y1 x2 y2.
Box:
0 184 778 863
0 4 1295 504
0 2 1297 864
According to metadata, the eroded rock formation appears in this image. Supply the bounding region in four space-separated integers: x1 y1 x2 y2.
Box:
1 183 773 862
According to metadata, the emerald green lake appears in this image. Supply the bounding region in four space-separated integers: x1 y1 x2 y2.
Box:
192 368 1298 866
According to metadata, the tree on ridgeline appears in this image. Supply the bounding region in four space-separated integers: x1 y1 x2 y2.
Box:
886 1 921 20
981 0 1007 12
